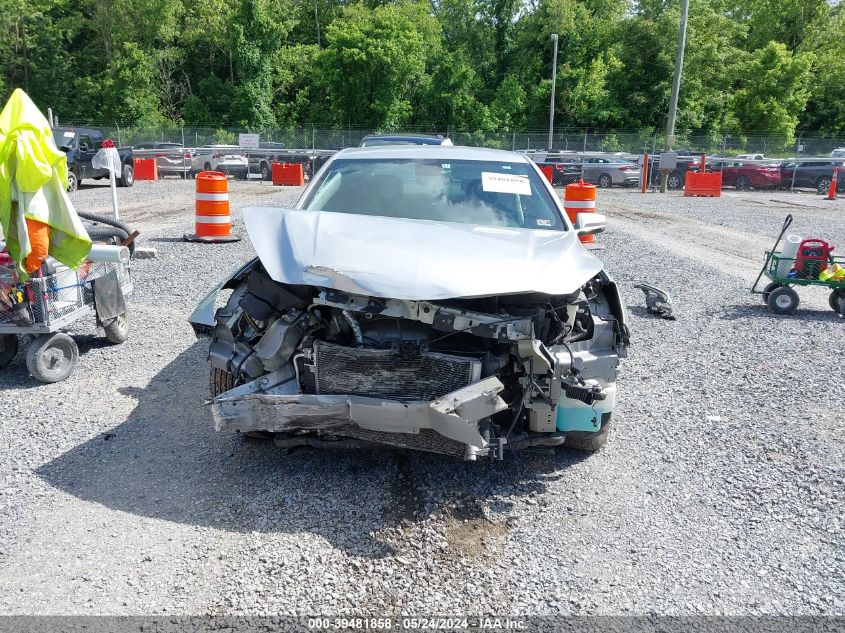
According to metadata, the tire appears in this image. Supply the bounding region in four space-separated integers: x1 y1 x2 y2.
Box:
667 171 682 189
209 366 236 397
260 162 272 181
762 282 782 304
67 169 79 193
563 417 612 452
597 173 613 189
736 175 751 191
0 334 18 369
829 290 845 314
118 162 134 187
103 312 129 344
25 333 79 383
817 177 832 195
767 286 799 314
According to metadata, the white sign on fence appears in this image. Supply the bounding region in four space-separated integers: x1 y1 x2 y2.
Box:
239 133 260 149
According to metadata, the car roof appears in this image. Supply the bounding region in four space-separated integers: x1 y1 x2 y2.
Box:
361 134 451 145
55 127 101 135
333 145 532 163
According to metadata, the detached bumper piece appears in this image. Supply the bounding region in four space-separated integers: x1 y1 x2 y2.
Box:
211 376 508 460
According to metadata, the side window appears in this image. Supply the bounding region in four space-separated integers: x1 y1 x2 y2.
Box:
78 135 93 152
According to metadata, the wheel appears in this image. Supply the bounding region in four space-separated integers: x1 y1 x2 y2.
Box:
762 282 782 304
67 169 79 193
260 162 272 181
118 162 134 187
736 175 751 191
0 334 18 368
597 173 613 189
563 417 612 452
667 171 682 189
829 291 845 314
103 312 129 344
767 286 799 314
817 177 832 195
209 366 236 397
25 333 79 383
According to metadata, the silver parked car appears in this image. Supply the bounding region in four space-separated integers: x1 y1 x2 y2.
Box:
581 157 641 188
133 142 193 178
189 146 629 460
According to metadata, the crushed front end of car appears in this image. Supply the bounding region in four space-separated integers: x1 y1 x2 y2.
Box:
190 209 628 461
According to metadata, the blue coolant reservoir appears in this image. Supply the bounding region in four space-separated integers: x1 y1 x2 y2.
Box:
555 383 616 432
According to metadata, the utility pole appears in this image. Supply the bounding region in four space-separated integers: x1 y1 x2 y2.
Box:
314 0 321 47
548 33 559 151
661 0 689 192
666 0 689 149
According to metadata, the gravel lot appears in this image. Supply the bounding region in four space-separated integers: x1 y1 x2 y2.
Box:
1 177 843 616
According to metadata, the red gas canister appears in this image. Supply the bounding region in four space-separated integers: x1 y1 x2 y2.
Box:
793 238 834 279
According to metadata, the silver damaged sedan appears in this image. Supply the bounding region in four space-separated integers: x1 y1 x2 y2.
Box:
189 146 629 460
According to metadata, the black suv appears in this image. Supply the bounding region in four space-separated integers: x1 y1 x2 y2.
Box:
779 160 845 194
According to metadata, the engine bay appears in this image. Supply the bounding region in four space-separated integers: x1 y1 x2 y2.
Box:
202 260 628 460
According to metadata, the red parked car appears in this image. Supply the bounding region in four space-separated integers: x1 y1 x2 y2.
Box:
710 159 781 190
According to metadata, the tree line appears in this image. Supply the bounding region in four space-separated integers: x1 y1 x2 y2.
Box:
1 0 843 145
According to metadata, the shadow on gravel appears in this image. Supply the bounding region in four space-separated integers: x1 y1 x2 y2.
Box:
717 303 843 323
37 339 577 557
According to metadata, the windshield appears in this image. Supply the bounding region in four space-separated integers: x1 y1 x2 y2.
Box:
303 158 565 230
53 130 76 149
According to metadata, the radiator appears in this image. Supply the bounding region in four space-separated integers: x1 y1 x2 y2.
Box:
313 341 480 401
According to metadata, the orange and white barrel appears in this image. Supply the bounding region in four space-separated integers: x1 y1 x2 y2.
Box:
564 179 597 244
184 171 240 243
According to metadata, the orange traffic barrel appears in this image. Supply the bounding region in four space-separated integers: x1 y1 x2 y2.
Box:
564 179 597 244
183 171 240 243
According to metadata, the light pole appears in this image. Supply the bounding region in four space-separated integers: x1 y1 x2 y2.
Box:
661 0 689 192
665 0 689 150
548 33 559 151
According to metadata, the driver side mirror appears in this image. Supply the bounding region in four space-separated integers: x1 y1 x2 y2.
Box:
575 212 606 236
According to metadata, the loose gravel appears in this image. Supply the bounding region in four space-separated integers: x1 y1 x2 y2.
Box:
0 178 843 616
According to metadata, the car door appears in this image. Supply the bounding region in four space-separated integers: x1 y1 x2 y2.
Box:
804 161 830 188
76 134 97 178
582 158 602 183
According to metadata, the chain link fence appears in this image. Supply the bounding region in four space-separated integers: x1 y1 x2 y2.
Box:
55 121 845 158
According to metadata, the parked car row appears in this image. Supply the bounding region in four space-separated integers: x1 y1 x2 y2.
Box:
55 128 845 194
132 143 332 181
528 151 641 188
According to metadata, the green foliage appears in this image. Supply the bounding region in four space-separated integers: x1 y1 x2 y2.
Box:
730 41 813 144
317 3 438 128
0 0 842 142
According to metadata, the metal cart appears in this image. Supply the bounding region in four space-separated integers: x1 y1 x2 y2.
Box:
752 214 845 315
0 260 132 382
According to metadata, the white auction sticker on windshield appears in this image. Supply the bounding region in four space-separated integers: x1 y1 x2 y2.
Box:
481 172 531 195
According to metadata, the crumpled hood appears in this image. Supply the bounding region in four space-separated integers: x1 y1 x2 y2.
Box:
243 207 604 300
